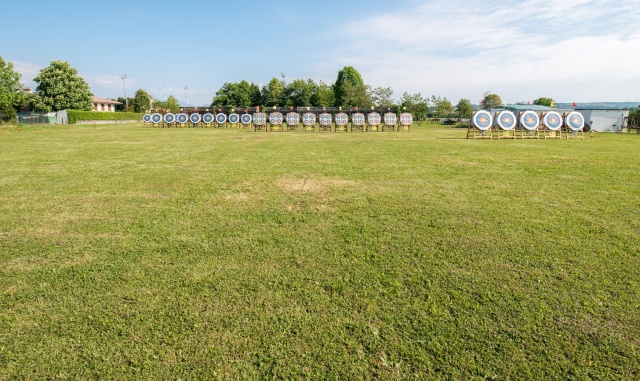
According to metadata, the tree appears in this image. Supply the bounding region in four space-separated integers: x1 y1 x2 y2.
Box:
133 89 151 113
431 96 453 118
370 87 394 108
261 77 285 107
114 97 133 111
341 82 373 107
310 81 335 107
533 97 555 107
399 92 429 121
282 79 316 107
211 80 261 108
333 66 365 106
456 99 473 118
0 56 25 121
33 60 92 112
166 95 180 113
480 93 502 110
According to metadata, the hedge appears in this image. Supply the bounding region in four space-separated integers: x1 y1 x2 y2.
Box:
67 111 145 124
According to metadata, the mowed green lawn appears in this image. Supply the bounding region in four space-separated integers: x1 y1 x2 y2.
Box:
1 123 639 379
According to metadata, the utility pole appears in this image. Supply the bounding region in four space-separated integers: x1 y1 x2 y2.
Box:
122 74 128 111
185 86 188 110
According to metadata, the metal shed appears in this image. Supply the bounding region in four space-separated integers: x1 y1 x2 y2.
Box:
575 108 629 132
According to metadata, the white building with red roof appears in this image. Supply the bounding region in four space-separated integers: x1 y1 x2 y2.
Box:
92 97 122 112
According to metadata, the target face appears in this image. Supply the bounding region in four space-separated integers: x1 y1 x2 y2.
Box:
520 111 540 131
164 113 175 123
497 110 516 130
143 114 151 122
352 113 365 126
286 112 300 125
543 111 562 131
335 113 348 126
228 113 239 124
189 113 201 123
384 113 397 125
241 114 252 124
176 113 188 123
202 113 214 123
319 113 332 126
565 112 584 131
216 113 227 124
269 112 283 125
253 113 266 125
472 110 493 131
151 113 162 123
302 113 316 126
368 112 381 125
400 113 413 126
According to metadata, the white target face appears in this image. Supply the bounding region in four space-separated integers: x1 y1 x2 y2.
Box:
286 112 300 125
143 114 151 122
400 113 413 126
352 113 365 126
335 113 348 126
319 113 332 126
216 113 227 124
228 114 239 124
189 113 201 123
384 113 397 125
543 111 562 131
151 113 162 123
164 113 175 123
269 112 283 125
473 110 493 130
368 112 381 125
520 111 540 131
565 112 584 131
241 114 252 124
202 113 214 123
253 113 266 125
302 113 316 126
176 113 188 123
496 110 517 130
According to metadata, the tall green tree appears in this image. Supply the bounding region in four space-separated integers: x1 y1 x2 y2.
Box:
341 82 373 107
0 56 25 121
211 80 260 108
33 60 93 112
480 93 502 110
261 77 285 107
333 66 365 106
133 89 151 113
432 96 453 118
166 95 180 113
310 81 335 107
456 98 473 118
370 87 394 108
399 92 428 121
533 97 555 107
282 79 316 107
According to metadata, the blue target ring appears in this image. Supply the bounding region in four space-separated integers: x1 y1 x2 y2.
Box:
190 113 201 123
368 112 381 125
151 113 162 123
384 113 397 125
286 112 300 125
352 113 365 126
253 113 266 125
241 114 252 124
565 112 584 131
269 112 283 125
400 113 413 126
216 113 227 124
164 113 175 123
229 114 239 124
543 112 562 131
473 110 493 130
302 113 316 126
202 113 214 123
143 114 151 122
176 113 188 123
497 111 516 130
520 111 539 131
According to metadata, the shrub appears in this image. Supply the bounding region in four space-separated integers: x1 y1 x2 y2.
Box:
67 110 145 124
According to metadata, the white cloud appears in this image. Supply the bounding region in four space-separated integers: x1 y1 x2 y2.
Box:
12 61 41 88
322 0 640 102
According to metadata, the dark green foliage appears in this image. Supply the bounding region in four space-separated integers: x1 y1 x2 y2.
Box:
0 56 25 121
211 80 261 108
533 97 556 107
67 110 144 124
456 99 473 118
133 90 151 113
333 66 365 106
481 93 502 109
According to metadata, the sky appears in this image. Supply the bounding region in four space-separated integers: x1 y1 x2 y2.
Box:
3 0 640 106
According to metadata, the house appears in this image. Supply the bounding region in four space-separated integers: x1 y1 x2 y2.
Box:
92 97 122 112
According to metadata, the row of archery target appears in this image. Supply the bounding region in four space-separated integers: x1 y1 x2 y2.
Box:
143 112 414 126
472 110 585 132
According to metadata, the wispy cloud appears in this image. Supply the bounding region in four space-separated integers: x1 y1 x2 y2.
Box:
323 0 640 102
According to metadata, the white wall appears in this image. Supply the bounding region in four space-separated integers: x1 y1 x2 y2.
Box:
578 110 629 132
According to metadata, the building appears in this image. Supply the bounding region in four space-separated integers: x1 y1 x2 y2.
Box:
575 108 629 132
92 97 122 112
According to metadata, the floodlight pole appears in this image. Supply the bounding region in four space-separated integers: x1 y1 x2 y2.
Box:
122 74 128 111
185 86 188 110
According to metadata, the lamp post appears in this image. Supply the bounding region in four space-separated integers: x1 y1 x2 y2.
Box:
122 74 128 111
184 86 188 111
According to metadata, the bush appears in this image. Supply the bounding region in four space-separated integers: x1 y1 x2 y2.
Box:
67 110 145 124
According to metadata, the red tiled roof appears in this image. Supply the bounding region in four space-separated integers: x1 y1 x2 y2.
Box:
92 97 122 105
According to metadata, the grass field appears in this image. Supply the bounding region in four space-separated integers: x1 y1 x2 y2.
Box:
1 123 639 379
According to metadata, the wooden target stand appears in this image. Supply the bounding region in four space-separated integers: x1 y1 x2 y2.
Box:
518 111 540 139
286 110 300 132
466 111 493 139
563 112 585 140
267 110 284 132
399 113 413 132
382 111 397 132
495 111 517 140
318 110 332 132
335 110 348 132
366 111 381 132
541 112 563 139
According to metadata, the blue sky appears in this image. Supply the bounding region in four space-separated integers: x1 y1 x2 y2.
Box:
3 0 639 106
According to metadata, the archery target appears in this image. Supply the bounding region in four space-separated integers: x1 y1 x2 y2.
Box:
565 112 584 131
496 110 516 130
520 111 540 131
190 113 201 123
241 114 252 124
216 113 227 124
228 113 239 124
176 113 188 124
164 113 175 123
302 113 316 126
253 113 266 125
400 113 413 126
384 113 397 125
269 112 283 125
335 113 348 126
368 112 381 125
151 113 162 123
143 114 151 122
472 110 493 131
202 113 214 123
543 111 562 131
286 112 300 125
352 113 365 126
319 113 332 126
